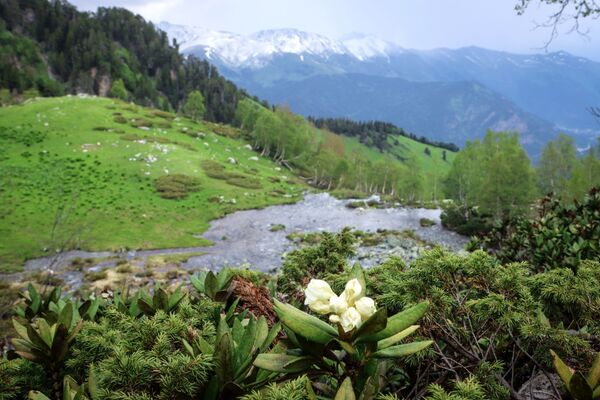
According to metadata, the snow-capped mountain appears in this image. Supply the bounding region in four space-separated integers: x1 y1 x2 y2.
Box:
157 22 400 67
157 21 600 154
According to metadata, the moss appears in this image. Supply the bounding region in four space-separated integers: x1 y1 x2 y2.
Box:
419 218 436 227
84 270 108 281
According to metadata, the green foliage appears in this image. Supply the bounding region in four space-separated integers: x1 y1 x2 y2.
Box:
372 248 594 398
309 117 459 153
65 301 216 399
256 267 431 399
154 174 201 199
279 228 356 297
0 1 241 122
191 269 235 302
109 79 128 101
0 358 46 400
444 131 536 220
240 376 312 400
550 350 600 400
537 133 577 198
440 203 492 236
0 126 46 147
191 312 281 399
184 90 206 121
425 377 487 400
136 284 186 316
476 188 600 272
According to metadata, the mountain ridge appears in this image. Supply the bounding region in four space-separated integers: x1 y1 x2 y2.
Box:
159 21 600 154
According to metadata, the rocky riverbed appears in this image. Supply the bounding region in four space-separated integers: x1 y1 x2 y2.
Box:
4 193 468 289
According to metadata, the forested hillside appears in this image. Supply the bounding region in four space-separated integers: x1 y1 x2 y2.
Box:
309 117 459 152
0 0 242 122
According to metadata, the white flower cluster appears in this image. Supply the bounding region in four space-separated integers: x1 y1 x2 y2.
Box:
304 278 376 332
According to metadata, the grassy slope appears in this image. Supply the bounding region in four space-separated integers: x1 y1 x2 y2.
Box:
0 96 304 272
339 134 455 200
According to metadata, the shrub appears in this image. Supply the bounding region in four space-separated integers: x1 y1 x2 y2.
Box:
476 188 600 272
440 203 492 236
200 159 260 188
419 218 436 227
151 110 175 120
200 160 230 180
372 248 596 399
154 174 201 199
129 118 153 128
113 115 127 124
279 228 356 298
65 303 216 398
225 175 262 189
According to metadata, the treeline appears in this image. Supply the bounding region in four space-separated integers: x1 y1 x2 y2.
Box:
0 0 241 122
443 130 600 231
236 100 425 200
309 116 460 153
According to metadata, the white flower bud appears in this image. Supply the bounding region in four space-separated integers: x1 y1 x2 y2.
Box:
304 279 336 314
329 295 349 315
329 314 341 324
355 296 377 320
341 278 363 306
340 307 362 332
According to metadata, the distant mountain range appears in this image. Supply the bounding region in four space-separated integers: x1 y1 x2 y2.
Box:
158 22 600 155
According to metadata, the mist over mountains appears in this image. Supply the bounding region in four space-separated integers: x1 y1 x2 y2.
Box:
159 22 600 155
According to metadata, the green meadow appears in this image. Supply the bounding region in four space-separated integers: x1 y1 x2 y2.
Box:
0 96 305 272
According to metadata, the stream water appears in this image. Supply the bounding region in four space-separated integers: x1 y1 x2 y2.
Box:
11 193 468 286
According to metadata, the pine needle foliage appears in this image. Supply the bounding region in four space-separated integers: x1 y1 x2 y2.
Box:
240 376 312 400
65 300 216 399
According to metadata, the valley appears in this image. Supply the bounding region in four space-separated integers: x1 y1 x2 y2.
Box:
160 22 600 154
0 96 454 274
0 96 305 272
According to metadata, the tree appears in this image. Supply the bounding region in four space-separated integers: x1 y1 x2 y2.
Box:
183 90 206 121
516 0 600 48
109 78 127 101
444 131 536 220
536 133 577 198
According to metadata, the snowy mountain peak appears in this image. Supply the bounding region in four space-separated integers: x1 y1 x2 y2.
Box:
157 21 402 68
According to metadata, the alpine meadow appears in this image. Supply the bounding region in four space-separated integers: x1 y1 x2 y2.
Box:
1 0 600 399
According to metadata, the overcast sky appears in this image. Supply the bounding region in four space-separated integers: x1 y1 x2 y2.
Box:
72 0 600 60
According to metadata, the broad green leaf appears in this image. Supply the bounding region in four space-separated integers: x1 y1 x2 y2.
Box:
154 287 169 311
334 377 356 400
254 353 314 373
58 302 73 329
12 319 28 340
215 332 233 383
190 272 206 293
551 350 574 386
360 302 428 342
587 352 600 388
349 263 367 294
377 325 420 350
261 322 281 353
274 300 337 343
373 340 433 358
205 272 217 298
35 320 56 348
28 391 51 400
570 371 593 400
254 316 269 349
353 308 387 341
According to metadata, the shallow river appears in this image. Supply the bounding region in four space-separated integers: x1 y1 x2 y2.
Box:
17 193 468 283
